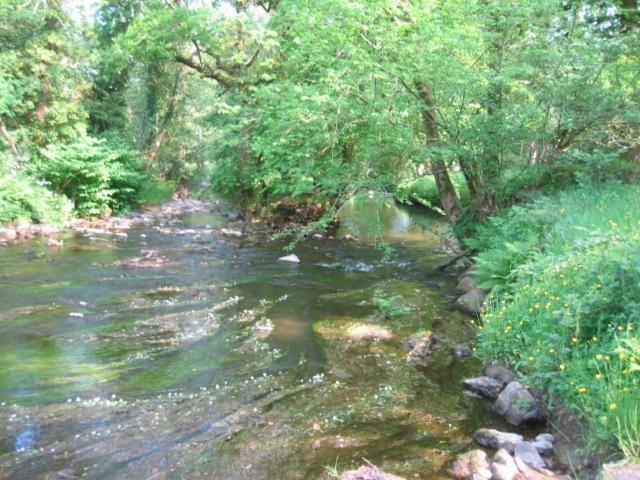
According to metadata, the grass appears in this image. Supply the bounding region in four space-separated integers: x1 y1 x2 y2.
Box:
472 183 640 462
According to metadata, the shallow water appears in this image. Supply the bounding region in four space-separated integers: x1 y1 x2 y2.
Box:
0 197 505 479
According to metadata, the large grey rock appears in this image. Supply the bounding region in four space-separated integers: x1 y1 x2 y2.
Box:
473 428 524 453
450 449 492 479
602 461 640 480
456 289 486 316
514 442 546 470
337 465 405 480
463 376 503 399
531 438 554 456
535 433 555 444
494 381 546 426
492 449 519 480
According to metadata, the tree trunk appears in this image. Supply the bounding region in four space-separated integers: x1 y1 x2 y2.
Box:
145 67 184 168
0 118 21 161
415 81 462 224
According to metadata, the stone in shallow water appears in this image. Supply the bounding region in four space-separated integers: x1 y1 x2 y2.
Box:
602 461 640 480
515 441 546 470
473 428 524 453
347 324 393 341
402 331 437 362
278 253 300 263
462 376 503 399
455 289 486 316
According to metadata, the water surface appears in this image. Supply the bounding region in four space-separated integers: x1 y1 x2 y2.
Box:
0 198 503 479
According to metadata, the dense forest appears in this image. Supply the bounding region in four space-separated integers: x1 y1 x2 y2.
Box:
1 0 639 476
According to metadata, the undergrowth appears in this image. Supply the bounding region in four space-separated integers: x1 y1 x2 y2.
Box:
471 183 640 462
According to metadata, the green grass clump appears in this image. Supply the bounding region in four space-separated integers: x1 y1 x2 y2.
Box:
474 183 640 461
0 171 73 226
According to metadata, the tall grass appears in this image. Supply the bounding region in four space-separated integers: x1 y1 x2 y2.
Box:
473 183 640 461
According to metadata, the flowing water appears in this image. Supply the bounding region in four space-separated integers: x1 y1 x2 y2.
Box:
0 194 506 479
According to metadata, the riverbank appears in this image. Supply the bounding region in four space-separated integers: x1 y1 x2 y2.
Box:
457 183 640 477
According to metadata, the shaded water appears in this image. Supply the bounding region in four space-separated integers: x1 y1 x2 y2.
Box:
0 196 503 479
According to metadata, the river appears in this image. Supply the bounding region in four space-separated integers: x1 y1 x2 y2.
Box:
0 194 505 479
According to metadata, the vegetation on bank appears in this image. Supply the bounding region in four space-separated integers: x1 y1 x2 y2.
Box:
471 183 640 461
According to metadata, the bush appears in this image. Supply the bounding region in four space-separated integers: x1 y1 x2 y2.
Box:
0 171 72 226
475 183 640 461
35 136 145 216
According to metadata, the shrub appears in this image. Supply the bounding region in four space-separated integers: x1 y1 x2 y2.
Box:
0 170 72 226
34 136 145 216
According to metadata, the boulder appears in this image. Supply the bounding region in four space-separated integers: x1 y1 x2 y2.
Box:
221 228 243 238
494 381 546 426
473 428 524 453
450 449 492 479
402 331 437 362
531 438 554 456
492 449 520 480
602 461 640 480
337 465 405 480
534 434 555 444
514 442 546 470
485 364 518 384
462 376 503 399
456 289 486 316
278 253 300 263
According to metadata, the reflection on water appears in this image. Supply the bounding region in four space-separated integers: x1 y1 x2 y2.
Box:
0 197 498 479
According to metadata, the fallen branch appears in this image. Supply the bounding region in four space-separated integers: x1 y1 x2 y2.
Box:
435 248 476 272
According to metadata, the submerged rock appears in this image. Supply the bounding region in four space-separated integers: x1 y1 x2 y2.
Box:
278 253 300 263
455 289 486 316
337 465 405 480
462 376 503 399
473 428 524 453
456 275 477 293
402 331 437 363
450 449 492 479
347 323 393 341
494 381 546 426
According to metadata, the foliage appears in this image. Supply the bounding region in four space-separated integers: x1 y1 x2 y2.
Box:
0 169 72 226
34 136 145 216
475 183 640 460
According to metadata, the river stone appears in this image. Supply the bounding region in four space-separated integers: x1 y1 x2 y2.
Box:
602 461 640 480
492 449 520 480
494 381 546 426
337 465 405 480
278 253 300 263
455 289 486 316
462 376 503 399
473 428 524 453
514 441 546 470
485 364 517 384
513 456 560 480
450 449 492 479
